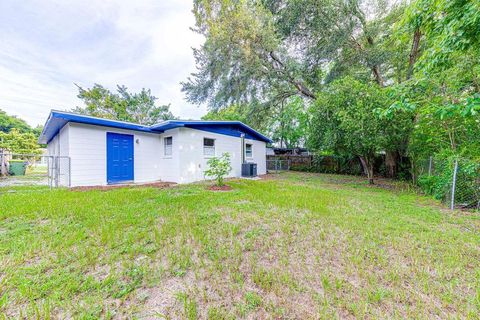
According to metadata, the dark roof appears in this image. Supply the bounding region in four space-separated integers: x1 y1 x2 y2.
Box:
39 110 272 144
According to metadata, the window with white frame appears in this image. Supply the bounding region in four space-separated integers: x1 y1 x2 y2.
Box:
245 143 253 158
203 138 215 156
164 136 172 156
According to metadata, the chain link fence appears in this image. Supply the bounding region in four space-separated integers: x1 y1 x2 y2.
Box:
267 159 291 173
417 156 480 210
0 153 70 188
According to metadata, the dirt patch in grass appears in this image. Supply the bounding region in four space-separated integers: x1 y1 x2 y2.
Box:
70 181 176 191
2 172 479 318
258 174 278 180
136 275 190 319
365 177 415 191
207 184 233 191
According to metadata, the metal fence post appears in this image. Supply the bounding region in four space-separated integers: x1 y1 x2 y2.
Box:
48 156 52 189
450 159 458 211
68 157 71 187
428 156 433 175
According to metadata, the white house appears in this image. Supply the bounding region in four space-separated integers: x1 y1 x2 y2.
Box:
38 110 271 187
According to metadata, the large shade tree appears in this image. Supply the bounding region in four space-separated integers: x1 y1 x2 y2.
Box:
73 84 176 125
184 0 480 182
183 0 413 174
310 77 395 184
183 0 410 106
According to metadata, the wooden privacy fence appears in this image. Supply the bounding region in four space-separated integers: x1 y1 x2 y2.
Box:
266 154 364 175
267 155 313 168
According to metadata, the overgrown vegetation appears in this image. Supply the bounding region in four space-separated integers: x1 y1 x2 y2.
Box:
184 0 480 184
1 173 479 318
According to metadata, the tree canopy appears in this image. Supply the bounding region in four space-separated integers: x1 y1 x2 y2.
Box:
73 84 176 125
184 0 480 183
0 109 42 154
0 109 34 134
0 129 40 155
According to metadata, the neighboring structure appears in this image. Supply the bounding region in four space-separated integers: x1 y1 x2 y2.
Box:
39 110 271 187
271 147 311 156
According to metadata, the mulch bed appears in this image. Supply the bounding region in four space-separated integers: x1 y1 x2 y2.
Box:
71 181 176 192
207 184 233 191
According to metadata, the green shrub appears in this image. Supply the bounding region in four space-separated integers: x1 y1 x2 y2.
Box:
309 154 363 175
418 174 444 199
205 153 232 186
453 159 480 206
417 157 480 207
417 158 453 201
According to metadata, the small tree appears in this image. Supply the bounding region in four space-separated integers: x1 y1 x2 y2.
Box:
0 129 41 155
205 153 232 186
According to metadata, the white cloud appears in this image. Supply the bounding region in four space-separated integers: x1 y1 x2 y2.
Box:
0 0 206 126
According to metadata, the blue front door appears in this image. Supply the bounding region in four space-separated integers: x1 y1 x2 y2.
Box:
107 132 134 184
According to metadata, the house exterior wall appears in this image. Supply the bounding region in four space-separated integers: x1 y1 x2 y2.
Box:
46 124 70 186
46 135 58 156
46 124 69 157
157 128 181 183
66 123 162 187
173 127 266 184
46 123 267 187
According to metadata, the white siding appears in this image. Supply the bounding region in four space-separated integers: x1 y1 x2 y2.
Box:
157 128 181 183
67 123 162 187
46 124 69 157
249 137 267 175
46 135 58 156
46 124 70 186
46 123 267 187
172 127 266 184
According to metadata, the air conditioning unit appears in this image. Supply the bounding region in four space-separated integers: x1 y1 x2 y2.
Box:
242 163 257 177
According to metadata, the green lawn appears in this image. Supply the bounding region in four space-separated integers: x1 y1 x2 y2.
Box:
1 172 479 319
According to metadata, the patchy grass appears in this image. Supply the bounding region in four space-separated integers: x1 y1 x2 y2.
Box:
0 172 479 319
0 164 48 187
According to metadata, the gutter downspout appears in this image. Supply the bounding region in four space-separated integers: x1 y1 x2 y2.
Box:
241 133 245 164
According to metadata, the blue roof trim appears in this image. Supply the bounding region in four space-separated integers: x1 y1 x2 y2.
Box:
185 125 261 141
39 111 272 144
39 111 159 144
151 120 272 143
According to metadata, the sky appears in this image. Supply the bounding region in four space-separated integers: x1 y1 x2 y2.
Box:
0 0 206 127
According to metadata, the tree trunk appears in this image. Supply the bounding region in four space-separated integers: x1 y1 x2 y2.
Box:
359 156 369 176
371 65 384 87
367 163 374 185
410 158 417 185
385 150 399 178
406 28 422 81
364 34 385 87
359 156 375 184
